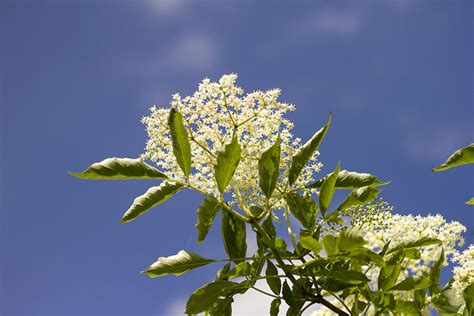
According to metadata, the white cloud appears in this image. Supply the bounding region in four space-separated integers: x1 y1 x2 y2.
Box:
146 0 187 17
295 9 364 37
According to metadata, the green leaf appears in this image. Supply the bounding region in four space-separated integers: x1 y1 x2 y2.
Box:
386 237 441 255
222 210 247 263
143 250 215 278
285 192 318 230
258 135 281 199
389 276 432 291
322 234 339 256
196 197 221 243
463 283 474 315
168 108 192 177
338 228 366 252
274 238 287 253
378 251 404 291
404 248 421 259
69 157 168 180
350 248 385 267
214 136 241 194
185 280 238 314
318 163 340 215
336 186 381 211
215 263 231 281
433 143 474 172
266 261 281 295
394 300 419 314
282 280 296 308
466 197 474 205
209 297 233 316
270 298 281 316
332 270 370 284
288 113 331 185
308 169 390 189
429 249 444 295
121 182 183 223
227 262 252 279
299 235 322 254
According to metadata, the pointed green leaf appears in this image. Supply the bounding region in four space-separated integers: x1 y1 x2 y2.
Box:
386 237 441 255
196 197 221 243
299 235 322 254
69 157 168 180
227 262 252 279
168 108 192 177
389 276 432 291
185 280 238 314
394 300 419 314
308 169 390 189
142 250 215 278
433 143 474 172
222 210 246 263
378 251 405 291
339 228 367 252
282 280 296 308
429 248 444 295
319 163 340 215
404 248 421 259
215 136 241 194
322 234 339 256
336 186 381 211
266 261 281 295
466 197 474 205
350 248 385 267
259 135 281 199
121 182 183 223
332 270 370 284
288 113 331 185
270 298 281 316
285 192 318 230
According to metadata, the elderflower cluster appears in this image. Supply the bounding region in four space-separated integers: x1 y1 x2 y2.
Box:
452 245 474 297
141 74 322 206
358 212 465 277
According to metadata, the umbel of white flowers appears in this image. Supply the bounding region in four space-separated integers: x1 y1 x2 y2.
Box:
141 74 322 208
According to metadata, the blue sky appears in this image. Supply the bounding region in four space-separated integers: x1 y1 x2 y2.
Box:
1 1 473 315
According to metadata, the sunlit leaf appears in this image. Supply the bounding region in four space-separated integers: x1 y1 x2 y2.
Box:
69 157 167 180
322 234 339 256
432 143 474 172
121 182 183 223
386 237 441 255
429 249 444 295
338 228 366 252
390 276 431 291
196 196 221 243
258 135 281 199
299 235 322 254
288 113 331 185
318 163 340 215
227 262 252 279
168 108 192 177
336 186 381 211
466 197 474 205
463 283 474 315
215 136 241 194
143 250 215 278
332 270 370 284
308 170 390 190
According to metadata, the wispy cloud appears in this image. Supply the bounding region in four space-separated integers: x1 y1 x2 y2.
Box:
394 114 473 162
294 9 365 38
145 0 187 17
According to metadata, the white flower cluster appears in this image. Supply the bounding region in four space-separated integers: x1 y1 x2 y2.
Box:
452 245 474 297
358 212 465 277
141 74 322 206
